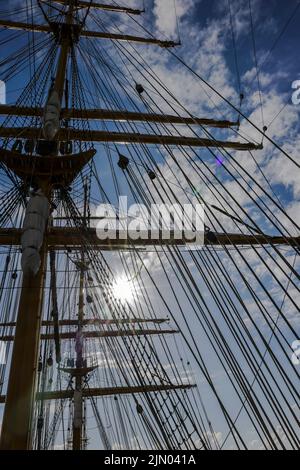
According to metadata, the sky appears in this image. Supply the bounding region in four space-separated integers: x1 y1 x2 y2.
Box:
0 0 299 450
68 0 300 231
138 0 300 200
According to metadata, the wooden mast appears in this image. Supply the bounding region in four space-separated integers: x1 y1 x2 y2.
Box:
72 181 88 450
0 1 75 450
0 241 48 450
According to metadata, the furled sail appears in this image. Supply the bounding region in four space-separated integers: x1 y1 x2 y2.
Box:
21 190 49 276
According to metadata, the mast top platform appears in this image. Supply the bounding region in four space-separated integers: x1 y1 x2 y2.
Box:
0 148 96 187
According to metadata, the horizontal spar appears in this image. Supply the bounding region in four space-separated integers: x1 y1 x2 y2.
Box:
0 318 169 328
0 383 196 403
0 329 179 342
82 30 179 47
0 105 238 128
0 19 178 48
0 228 298 248
0 127 262 150
53 0 144 15
47 229 300 248
0 19 48 33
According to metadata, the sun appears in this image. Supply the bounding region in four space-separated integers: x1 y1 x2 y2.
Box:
113 277 134 303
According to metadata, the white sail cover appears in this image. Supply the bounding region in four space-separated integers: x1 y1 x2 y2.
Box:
43 89 61 140
21 190 49 276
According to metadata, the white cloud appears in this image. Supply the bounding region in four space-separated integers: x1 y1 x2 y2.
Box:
0 81 5 105
153 0 195 38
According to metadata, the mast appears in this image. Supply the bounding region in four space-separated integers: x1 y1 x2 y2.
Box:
0 0 75 450
72 180 88 450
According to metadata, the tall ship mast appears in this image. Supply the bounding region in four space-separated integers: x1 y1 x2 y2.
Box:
0 0 299 451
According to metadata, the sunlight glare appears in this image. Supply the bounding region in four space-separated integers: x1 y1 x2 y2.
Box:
113 277 134 303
